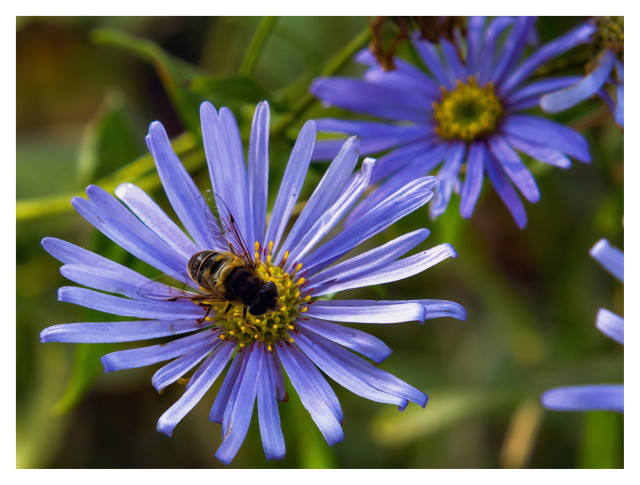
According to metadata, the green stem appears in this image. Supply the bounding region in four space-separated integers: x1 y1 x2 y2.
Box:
17 132 199 221
238 17 278 76
271 26 372 136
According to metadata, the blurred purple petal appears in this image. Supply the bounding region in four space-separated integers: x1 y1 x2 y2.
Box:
542 385 623 413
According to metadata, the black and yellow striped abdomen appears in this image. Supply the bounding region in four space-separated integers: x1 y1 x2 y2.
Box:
187 250 278 315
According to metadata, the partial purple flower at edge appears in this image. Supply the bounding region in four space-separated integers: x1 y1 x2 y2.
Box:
310 16 595 229
541 17 624 128
541 238 624 413
40 101 466 465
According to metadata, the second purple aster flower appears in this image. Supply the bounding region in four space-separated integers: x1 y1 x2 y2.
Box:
311 16 596 228
40 101 466 465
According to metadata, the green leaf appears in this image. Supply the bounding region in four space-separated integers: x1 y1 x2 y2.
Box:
90 27 204 135
189 74 271 105
77 90 145 186
578 411 623 468
16 131 199 221
370 388 514 448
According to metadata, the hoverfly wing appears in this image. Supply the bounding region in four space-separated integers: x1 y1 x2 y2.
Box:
204 190 255 268
203 189 231 251
135 273 203 301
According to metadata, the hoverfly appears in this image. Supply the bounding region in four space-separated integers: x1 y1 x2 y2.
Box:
137 198 279 319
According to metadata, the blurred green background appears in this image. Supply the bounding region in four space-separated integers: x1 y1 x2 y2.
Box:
16 16 623 468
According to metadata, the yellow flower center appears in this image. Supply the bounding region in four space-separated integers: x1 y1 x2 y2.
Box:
200 242 309 352
596 16 624 54
432 76 503 141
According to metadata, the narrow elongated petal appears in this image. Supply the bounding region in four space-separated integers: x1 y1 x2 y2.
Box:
296 318 391 364
314 119 425 155
278 344 344 446
460 141 485 218
210 352 244 423
478 16 515 83
466 16 486 73
297 330 427 409
60 264 156 301
355 49 441 98
43 238 175 300
200 103 250 242
485 152 527 229
615 82 624 127
40 319 207 344
263 121 315 253
501 115 591 163
286 158 376 265
505 76 583 107
311 77 431 123
596 308 624 345
157 342 235 437
116 183 198 259
411 32 452 89
540 49 615 113
313 244 457 296
58 287 204 320
307 299 466 324
216 346 263 465
590 238 624 282
146 121 222 250
279 136 359 262
501 22 597 96
542 385 623 413
303 177 437 275
248 101 270 245
267 351 287 403
441 38 467 80
257 352 285 461
219 107 251 241
310 229 430 291
72 187 188 281
492 16 534 85
431 142 466 218
370 137 442 184
284 345 344 423
506 135 571 169
152 341 220 392
100 330 220 372
348 145 446 224
488 136 540 203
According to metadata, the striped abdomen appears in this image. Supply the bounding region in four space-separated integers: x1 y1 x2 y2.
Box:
187 250 234 291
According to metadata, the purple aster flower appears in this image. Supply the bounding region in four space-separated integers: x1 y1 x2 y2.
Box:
310 17 596 229
40 101 466 465
541 238 624 413
541 17 624 128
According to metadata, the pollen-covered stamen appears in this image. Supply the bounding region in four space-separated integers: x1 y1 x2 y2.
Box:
595 16 624 55
201 241 311 351
433 76 503 141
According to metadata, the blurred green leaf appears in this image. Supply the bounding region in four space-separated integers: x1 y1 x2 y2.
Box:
370 388 514 448
54 343 112 415
17 132 199 221
90 27 204 135
578 412 623 468
77 90 145 186
189 74 271 105
271 26 371 135
238 16 278 76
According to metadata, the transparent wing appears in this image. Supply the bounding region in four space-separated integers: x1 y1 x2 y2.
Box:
136 273 207 301
205 190 255 269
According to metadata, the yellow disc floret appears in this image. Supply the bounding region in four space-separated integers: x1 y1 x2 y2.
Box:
204 241 309 351
433 76 503 141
